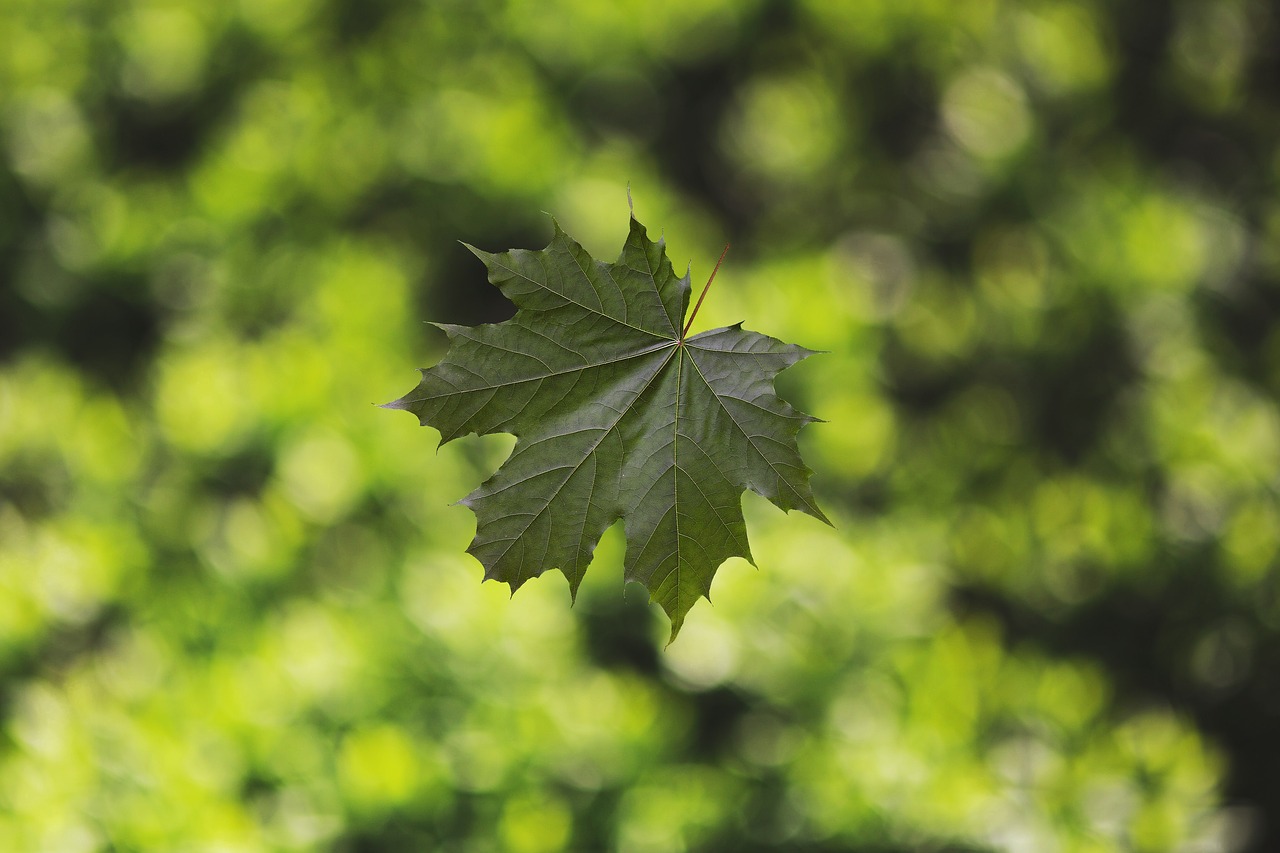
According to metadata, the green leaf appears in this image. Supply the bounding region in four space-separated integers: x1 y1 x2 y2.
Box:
386 213 828 639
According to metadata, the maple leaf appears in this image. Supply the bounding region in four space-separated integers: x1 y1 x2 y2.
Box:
386 212 828 639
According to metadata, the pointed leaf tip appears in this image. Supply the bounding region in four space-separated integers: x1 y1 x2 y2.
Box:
460 241 490 264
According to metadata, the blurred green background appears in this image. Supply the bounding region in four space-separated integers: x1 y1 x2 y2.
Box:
2 0 1278 850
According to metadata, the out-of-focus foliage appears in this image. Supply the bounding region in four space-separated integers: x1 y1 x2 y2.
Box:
0 0 1276 850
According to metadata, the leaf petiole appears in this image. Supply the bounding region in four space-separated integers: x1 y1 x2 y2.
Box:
682 242 730 340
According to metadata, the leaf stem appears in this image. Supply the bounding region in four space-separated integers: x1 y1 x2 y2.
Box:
682 243 730 340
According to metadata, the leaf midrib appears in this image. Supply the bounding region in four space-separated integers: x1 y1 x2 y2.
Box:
684 345 826 520
479 344 679 583
398 337 675 406
487 253 675 341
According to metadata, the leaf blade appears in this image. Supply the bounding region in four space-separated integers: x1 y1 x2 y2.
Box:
388 212 826 638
